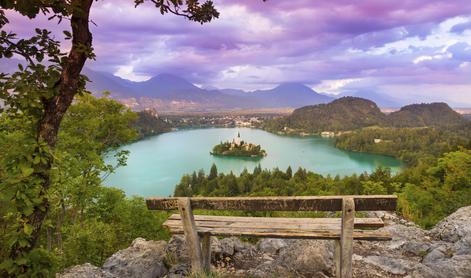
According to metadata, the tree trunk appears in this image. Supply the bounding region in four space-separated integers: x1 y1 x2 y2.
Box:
9 0 93 259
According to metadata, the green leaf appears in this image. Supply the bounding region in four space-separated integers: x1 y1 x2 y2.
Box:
20 166 34 177
23 224 33 236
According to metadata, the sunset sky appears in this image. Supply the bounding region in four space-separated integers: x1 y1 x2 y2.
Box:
4 0 471 106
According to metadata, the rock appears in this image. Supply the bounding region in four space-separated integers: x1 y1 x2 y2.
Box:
276 240 332 277
424 255 471 278
401 241 431 257
430 206 471 243
219 237 236 256
57 263 115 278
166 235 188 263
256 238 287 255
362 255 417 275
59 206 471 278
422 245 448 264
455 235 471 255
102 238 167 278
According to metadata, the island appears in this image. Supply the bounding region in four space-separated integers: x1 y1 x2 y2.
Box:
210 132 267 158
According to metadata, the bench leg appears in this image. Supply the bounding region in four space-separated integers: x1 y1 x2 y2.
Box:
177 198 203 273
340 197 355 278
335 240 341 278
201 233 211 272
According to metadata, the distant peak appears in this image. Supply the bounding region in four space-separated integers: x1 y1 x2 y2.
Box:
276 82 311 89
151 73 185 80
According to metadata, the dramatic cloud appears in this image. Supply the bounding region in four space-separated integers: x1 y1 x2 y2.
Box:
3 0 471 105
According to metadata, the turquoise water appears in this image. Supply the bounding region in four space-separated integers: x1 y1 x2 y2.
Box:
104 128 402 197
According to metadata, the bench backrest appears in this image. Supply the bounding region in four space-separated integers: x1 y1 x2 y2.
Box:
146 195 397 212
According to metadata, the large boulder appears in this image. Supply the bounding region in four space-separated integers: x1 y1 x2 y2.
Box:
57 263 115 278
102 238 168 278
256 238 287 255
430 206 471 243
275 239 333 277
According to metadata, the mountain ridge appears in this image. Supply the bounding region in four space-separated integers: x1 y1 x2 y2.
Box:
84 69 334 111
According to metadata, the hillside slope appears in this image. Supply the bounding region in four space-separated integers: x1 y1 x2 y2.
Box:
387 102 467 127
266 97 385 132
265 98 467 134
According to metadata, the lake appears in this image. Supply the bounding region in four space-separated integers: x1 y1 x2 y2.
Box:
104 128 402 196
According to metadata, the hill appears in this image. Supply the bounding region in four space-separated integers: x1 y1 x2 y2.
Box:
132 109 172 138
265 98 467 134
387 102 467 127
265 97 385 133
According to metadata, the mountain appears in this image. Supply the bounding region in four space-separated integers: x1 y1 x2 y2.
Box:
83 69 332 111
250 83 333 108
265 97 385 132
387 102 467 127
83 69 137 98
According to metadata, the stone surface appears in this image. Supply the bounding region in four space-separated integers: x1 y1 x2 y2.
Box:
59 206 471 278
430 206 471 243
275 239 333 277
57 263 115 278
102 238 167 278
256 238 287 255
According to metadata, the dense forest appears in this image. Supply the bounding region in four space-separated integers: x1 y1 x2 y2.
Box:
175 148 471 229
335 125 471 165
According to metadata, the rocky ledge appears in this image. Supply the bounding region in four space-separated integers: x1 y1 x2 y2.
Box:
58 206 471 278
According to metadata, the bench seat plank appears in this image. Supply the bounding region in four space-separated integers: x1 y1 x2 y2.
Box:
165 226 391 241
166 214 385 229
163 214 391 241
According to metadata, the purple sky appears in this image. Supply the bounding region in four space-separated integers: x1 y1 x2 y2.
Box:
4 0 471 106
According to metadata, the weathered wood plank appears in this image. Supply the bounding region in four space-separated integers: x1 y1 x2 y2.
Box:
178 198 203 273
146 195 397 211
340 197 355 278
166 214 384 228
165 220 342 231
165 226 392 241
201 233 211 273
335 240 341 278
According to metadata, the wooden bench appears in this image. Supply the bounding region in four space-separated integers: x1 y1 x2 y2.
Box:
146 195 397 278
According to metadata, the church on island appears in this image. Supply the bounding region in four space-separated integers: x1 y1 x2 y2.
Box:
231 132 242 148
211 132 267 158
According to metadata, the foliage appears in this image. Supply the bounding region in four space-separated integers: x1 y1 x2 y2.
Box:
175 149 471 228
0 0 222 275
133 109 172 139
0 95 169 275
335 126 471 165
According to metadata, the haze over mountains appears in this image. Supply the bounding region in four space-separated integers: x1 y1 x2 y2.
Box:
84 69 334 111
0 60 466 111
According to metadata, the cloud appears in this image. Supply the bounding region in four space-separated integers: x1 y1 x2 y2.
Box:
2 0 471 105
